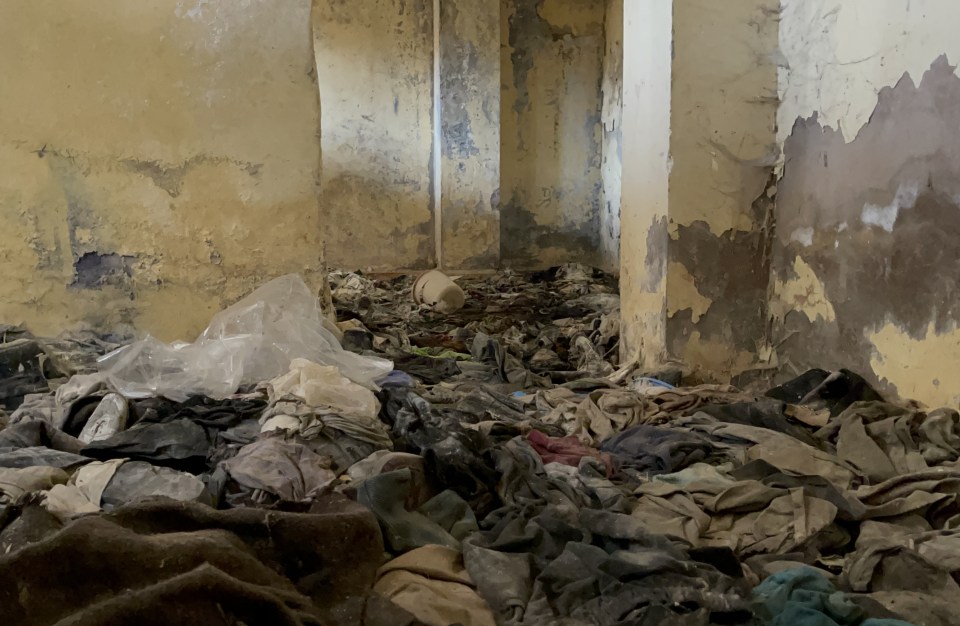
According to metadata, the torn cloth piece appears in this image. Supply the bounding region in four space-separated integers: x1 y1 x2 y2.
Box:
374 544 497 626
526 429 613 476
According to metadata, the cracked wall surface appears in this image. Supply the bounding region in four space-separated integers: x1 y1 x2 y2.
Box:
666 0 780 379
0 0 323 341
775 0 960 408
500 0 607 269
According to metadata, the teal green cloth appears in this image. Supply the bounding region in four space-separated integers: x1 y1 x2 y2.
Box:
752 567 913 626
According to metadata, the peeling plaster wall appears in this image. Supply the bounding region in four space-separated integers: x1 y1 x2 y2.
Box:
0 0 322 341
666 0 779 378
313 0 435 271
500 0 606 269
775 0 960 408
599 0 623 273
619 0 672 369
440 0 501 270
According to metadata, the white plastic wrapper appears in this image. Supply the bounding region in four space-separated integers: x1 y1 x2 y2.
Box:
97 274 393 401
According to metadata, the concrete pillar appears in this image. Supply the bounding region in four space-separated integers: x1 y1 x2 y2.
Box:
620 0 779 379
619 0 672 370
439 0 501 270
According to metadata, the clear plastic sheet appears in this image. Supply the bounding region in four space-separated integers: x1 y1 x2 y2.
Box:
97 274 393 401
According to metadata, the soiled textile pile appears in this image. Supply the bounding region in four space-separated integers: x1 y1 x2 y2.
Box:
0 266 955 625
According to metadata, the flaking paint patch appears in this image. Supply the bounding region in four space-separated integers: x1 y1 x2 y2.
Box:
667 261 712 323
773 56 960 405
868 321 960 409
778 0 960 144
772 256 836 323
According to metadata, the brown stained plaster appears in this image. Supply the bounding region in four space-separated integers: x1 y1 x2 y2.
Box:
773 56 960 404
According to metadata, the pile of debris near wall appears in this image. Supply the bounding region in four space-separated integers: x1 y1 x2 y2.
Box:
0 266 952 626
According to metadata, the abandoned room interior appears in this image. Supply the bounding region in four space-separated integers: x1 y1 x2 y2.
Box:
1 0 958 624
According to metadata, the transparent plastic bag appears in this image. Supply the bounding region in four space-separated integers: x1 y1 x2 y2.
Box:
98 274 392 401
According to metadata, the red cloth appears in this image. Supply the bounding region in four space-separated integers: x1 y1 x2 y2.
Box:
526 430 614 476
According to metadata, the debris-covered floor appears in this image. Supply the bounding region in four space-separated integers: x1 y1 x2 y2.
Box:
0 266 956 625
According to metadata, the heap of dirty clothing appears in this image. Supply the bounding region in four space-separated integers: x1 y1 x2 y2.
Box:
0 267 955 626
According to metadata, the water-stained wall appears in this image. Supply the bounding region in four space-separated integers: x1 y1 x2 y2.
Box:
666 0 779 378
440 0 501 270
0 0 322 341
500 0 607 269
599 0 623 273
774 0 960 408
313 0 436 271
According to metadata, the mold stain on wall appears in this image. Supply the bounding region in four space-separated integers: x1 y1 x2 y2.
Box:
774 56 960 408
500 0 606 269
0 0 323 341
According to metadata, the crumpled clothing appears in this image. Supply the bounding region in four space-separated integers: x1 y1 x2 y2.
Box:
674 413 858 489
767 369 884 416
8 393 65 429
260 399 392 450
99 460 209 510
0 337 50 411
357 468 476 553
633 468 843 557
82 418 210 473
752 567 911 626
463 439 751 626
542 457 632 513
698 399 821 448
0 466 68 503
0 447 92 470
845 522 960 596
42 483 101 520
221 437 336 502
819 402 960 484
471 332 550 390
384 388 501 516
600 424 716 475
853 468 960 524
536 383 751 443
267 358 381 419
0 417 84 454
129 395 267 432
526 429 613 476
374 545 497 626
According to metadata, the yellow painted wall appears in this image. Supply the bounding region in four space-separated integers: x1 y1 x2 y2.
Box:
0 0 322 341
313 0 436 271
